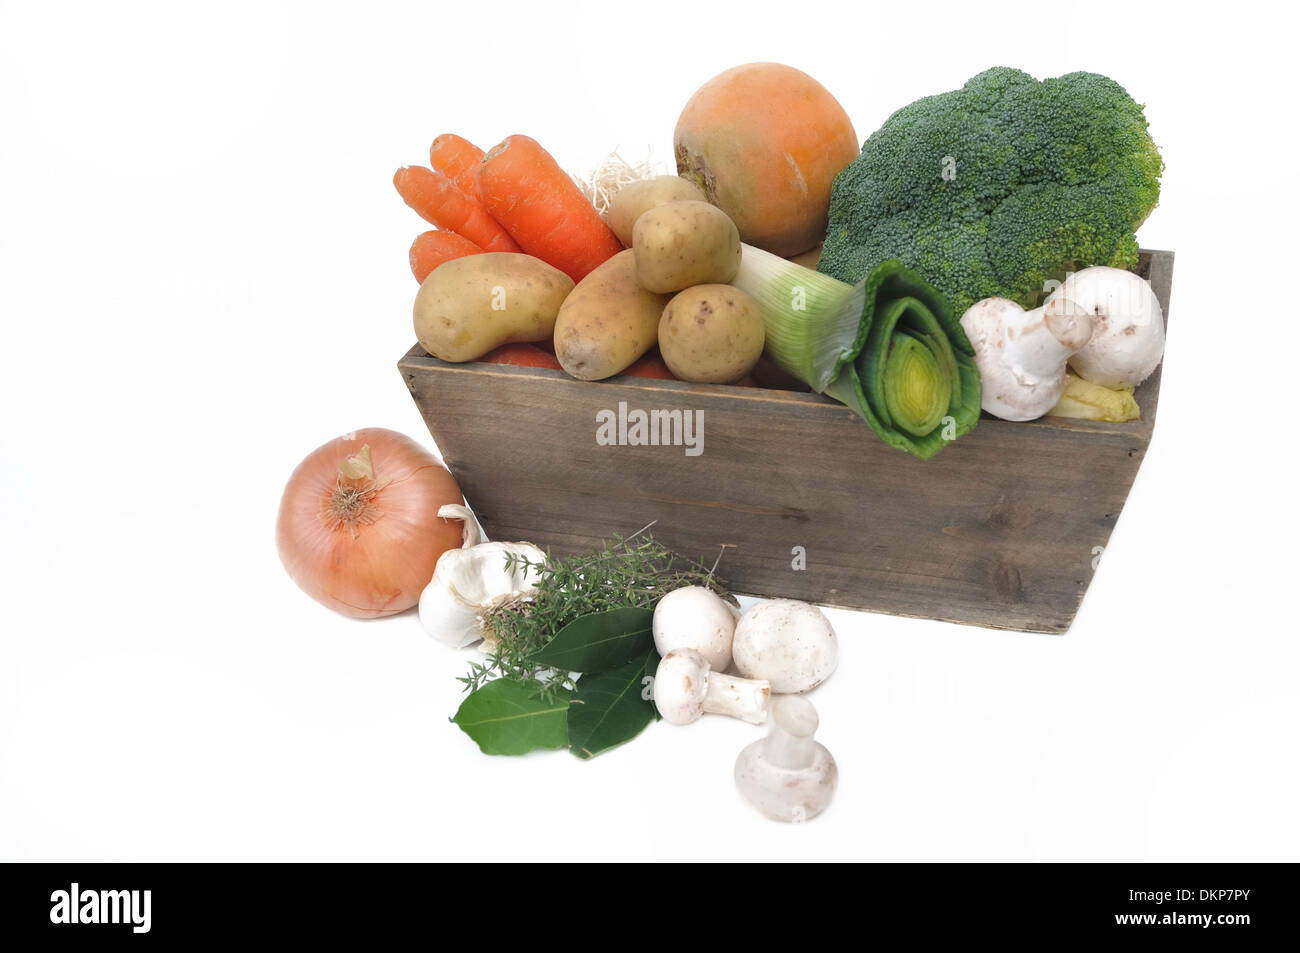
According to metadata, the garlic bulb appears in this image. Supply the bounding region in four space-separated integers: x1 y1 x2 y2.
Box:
419 505 546 648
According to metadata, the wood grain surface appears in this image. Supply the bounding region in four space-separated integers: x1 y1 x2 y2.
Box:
399 250 1174 634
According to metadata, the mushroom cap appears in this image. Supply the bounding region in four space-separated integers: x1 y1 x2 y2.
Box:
734 697 837 822
960 297 1087 422
652 648 712 725
735 740 837 822
1051 266 1165 389
732 600 837 693
653 586 736 672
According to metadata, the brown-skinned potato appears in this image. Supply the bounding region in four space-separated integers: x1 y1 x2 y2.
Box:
414 253 573 363
633 201 741 294
554 250 670 380
658 284 764 383
607 176 706 247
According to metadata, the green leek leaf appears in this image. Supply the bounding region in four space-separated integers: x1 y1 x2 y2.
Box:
733 245 981 459
840 262 982 459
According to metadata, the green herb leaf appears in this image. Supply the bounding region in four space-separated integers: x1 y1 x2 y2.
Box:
452 679 570 756
530 606 655 675
460 529 731 697
567 649 660 760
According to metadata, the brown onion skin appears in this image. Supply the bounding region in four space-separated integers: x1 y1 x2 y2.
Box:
276 428 464 619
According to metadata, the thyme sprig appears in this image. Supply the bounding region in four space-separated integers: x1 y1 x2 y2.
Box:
457 524 732 700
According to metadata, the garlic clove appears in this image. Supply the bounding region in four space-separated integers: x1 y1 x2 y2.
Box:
450 542 546 606
419 576 484 648
438 504 484 548
419 508 547 648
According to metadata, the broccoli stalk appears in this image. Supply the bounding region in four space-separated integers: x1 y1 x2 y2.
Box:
818 68 1164 317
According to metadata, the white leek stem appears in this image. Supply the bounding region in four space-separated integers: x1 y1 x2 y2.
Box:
731 244 863 392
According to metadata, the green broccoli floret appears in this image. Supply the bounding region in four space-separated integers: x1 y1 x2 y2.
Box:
818 67 1163 316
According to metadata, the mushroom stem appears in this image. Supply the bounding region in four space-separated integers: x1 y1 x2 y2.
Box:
704 672 770 724
959 297 1095 422
761 695 820 769
1031 305 1094 376
654 648 771 725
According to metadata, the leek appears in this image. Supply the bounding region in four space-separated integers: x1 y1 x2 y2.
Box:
732 245 981 459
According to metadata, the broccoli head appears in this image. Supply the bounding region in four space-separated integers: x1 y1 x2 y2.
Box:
818 67 1163 316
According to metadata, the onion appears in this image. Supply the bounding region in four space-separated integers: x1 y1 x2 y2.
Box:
276 428 464 618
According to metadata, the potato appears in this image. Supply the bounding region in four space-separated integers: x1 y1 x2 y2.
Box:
633 201 741 294
554 250 671 380
607 176 706 247
413 253 573 363
658 284 764 384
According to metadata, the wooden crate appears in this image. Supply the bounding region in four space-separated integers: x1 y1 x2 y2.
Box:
399 250 1174 634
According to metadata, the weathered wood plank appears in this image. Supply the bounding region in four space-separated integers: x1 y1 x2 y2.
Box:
398 250 1173 634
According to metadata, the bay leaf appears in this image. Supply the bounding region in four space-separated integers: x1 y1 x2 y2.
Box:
567 649 660 760
530 606 655 675
452 679 570 756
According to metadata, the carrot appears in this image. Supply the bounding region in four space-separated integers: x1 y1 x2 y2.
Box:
476 135 623 283
479 343 564 370
622 352 677 380
429 134 485 199
409 230 482 283
393 166 520 253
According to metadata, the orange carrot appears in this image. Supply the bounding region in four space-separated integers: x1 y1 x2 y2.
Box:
476 135 623 283
409 230 482 283
622 352 677 380
393 166 520 253
429 134 485 199
479 343 564 370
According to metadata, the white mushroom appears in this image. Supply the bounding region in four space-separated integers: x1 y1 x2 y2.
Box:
732 599 837 694
734 696 837 822
959 296 1093 422
1048 266 1165 389
653 648 770 725
418 505 546 649
652 585 736 672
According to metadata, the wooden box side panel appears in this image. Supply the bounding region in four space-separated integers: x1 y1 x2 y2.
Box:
401 366 1146 633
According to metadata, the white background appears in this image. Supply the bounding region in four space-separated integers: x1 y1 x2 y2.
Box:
2 0 1296 861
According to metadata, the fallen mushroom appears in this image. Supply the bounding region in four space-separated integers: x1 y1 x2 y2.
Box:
418 504 546 649
653 648 770 725
734 695 837 822
652 585 737 672
1048 266 1165 389
959 296 1093 422
732 599 838 694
